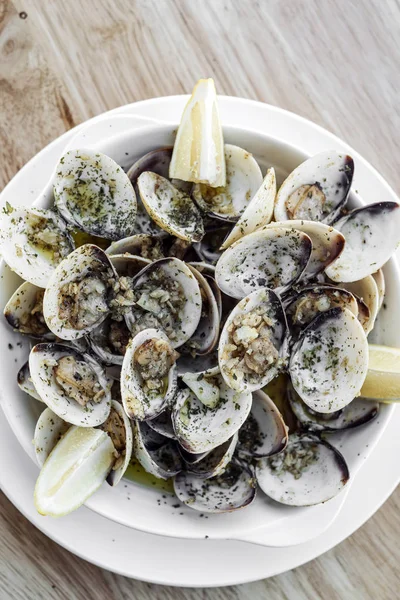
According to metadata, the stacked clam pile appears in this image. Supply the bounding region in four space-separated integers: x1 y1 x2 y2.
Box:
2 120 400 517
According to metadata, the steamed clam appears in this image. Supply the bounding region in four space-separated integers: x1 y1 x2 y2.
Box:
215 227 312 298
138 172 204 242
172 375 252 454
219 288 288 392
174 461 256 513
29 343 112 427
256 433 349 506
264 220 345 278
5 78 399 519
54 148 137 240
43 244 122 341
101 399 133 486
289 307 369 413
18 361 43 402
220 168 276 249
133 421 183 479
274 151 354 224
125 257 202 348
0 206 74 288
237 390 288 458
284 285 359 337
325 202 400 282
287 381 379 432
4 281 54 340
192 144 263 222
121 328 178 421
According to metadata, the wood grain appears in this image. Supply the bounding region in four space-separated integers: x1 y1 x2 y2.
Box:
1 0 399 597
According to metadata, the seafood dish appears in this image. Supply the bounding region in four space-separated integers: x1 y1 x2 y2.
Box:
2 78 400 517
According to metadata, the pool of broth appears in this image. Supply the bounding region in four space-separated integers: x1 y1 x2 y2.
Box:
71 230 110 250
124 458 175 494
263 373 288 413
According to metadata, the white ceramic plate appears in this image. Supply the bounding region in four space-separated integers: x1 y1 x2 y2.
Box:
1 362 399 587
1 96 399 550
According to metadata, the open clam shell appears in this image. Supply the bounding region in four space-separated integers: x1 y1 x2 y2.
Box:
220 168 276 249
184 433 238 479
325 202 400 282
121 328 178 421
133 421 183 479
174 461 256 513
287 381 379 432
54 148 137 240
127 147 173 235
289 307 369 413
192 144 263 222
138 172 205 242
34 407 70 467
4 281 54 340
172 378 252 454
256 433 349 506
126 257 202 348
265 220 345 278
237 390 288 458
338 275 380 335
215 227 312 299
29 343 112 427
285 285 359 336
102 400 133 486
0 206 74 288
43 244 119 341
18 361 43 402
181 265 220 355
274 151 354 224
219 288 288 392
127 147 192 235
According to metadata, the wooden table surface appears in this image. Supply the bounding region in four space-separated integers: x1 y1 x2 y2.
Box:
1 0 399 597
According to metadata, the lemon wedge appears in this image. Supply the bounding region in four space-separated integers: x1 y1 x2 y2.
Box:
34 426 115 517
360 344 400 402
169 78 226 187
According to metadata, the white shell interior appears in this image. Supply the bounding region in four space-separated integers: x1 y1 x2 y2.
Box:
54 148 137 240
29 343 112 427
326 203 400 282
192 143 263 220
43 244 117 341
289 307 369 413
256 436 348 506
33 407 70 467
274 150 353 222
121 328 177 420
0 207 73 288
215 227 312 298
